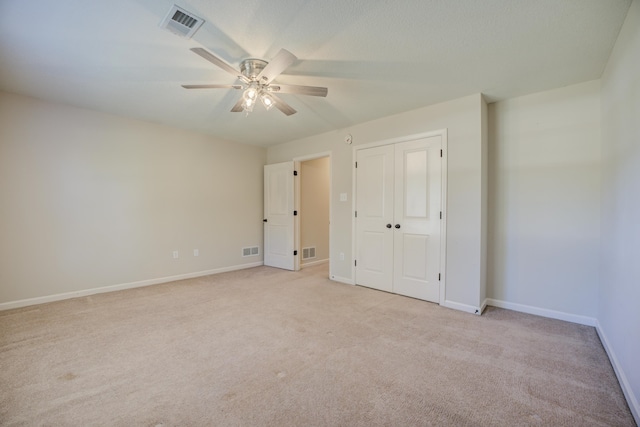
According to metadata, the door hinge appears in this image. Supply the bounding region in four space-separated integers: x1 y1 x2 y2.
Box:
355 211 357 218
293 170 298 176
355 162 358 168
293 210 298 216
440 211 442 219
440 149 443 157
294 250 298 256
263 219 267 222
438 273 441 281
354 260 357 267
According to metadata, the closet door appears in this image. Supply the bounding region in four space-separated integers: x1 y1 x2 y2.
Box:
355 135 443 303
393 136 442 302
355 145 394 292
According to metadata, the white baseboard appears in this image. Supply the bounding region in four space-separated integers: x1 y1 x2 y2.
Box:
485 298 597 326
480 298 488 314
442 300 483 315
0 262 264 311
301 258 329 268
330 275 354 285
596 320 640 425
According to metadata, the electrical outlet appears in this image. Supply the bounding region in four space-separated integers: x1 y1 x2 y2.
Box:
193 249 199 256
172 251 179 259
340 252 345 261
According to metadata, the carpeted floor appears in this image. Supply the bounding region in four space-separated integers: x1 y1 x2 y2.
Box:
0 263 635 426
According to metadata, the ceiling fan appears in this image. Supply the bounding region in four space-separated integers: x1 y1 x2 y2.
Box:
182 47 328 116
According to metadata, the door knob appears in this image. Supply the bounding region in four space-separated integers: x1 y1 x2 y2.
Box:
386 224 392 228
395 224 401 229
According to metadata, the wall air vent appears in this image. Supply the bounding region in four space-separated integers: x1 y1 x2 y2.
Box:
160 5 204 39
242 246 260 257
302 247 316 260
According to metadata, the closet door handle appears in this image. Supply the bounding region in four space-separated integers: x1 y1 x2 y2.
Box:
395 224 401 229
386 224 392 228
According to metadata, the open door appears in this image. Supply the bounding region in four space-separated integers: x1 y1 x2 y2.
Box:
264 162 295 270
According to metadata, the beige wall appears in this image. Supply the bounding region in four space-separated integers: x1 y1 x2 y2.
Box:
599 0 640 420
487 80 602 318
268 94 487 312
0 91 266 305
300 157 330 264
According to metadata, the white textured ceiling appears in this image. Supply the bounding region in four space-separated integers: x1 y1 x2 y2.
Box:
0 0 632 146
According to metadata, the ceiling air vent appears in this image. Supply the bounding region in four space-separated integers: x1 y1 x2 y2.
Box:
160 5 204 39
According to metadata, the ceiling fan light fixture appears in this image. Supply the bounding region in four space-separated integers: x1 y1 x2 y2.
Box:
260 92 275 110
242 98 254 116
243 86 258 101
183 47 325 117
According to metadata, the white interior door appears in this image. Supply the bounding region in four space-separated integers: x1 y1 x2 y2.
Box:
264 162 295 270
355 145 394 292
392 136 442 302
355 136 443 303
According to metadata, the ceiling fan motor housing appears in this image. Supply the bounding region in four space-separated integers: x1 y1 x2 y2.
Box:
240 59 268 81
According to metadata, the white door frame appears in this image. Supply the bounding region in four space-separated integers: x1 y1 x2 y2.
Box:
352 129 448 305
293 151 332 275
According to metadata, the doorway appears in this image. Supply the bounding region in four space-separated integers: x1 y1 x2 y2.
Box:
263 153 331 274
297 156 330 269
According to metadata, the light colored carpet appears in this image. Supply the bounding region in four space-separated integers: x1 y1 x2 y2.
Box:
0 264 634 426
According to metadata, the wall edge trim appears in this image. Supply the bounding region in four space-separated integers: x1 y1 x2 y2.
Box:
442 299 482 315
330 275 354 285
301 258 329 268
596 320 640 425
0 262 264 311
486 298 597 326
480 298 489 314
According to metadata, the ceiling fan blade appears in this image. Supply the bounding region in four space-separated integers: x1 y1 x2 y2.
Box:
230 97 245 113
182 84 243 89
270 93 297 116
256 48 297 84
190 48 249 83
268 84 328 97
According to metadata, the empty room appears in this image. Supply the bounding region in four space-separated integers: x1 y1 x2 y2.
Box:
1 0 638 425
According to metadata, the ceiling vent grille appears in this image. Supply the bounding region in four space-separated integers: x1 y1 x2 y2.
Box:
160 5 204 39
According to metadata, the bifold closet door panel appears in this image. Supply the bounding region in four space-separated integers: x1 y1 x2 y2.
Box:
355 145 394 292
392 136 442 302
